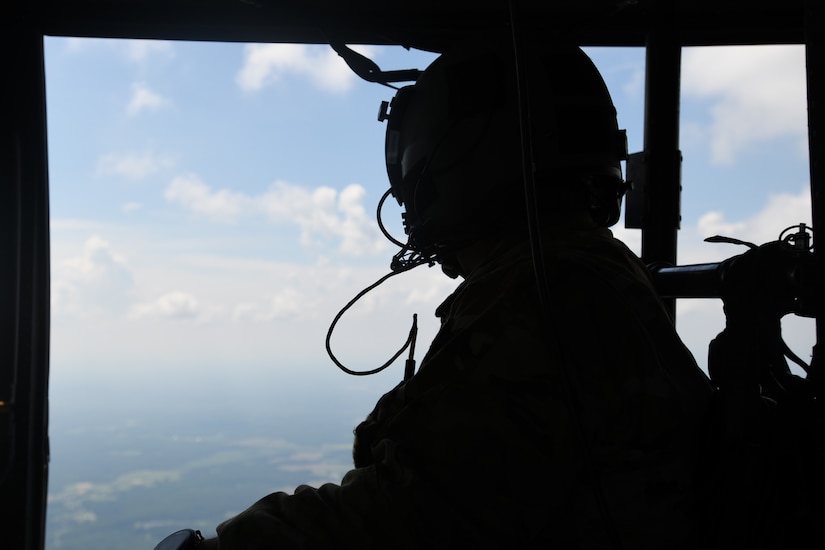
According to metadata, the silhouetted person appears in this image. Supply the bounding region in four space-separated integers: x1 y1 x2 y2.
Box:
159 36 713 549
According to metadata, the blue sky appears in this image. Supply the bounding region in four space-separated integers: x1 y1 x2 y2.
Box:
44 37 815 388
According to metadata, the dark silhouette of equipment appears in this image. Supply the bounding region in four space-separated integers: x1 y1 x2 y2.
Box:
652 223 824 549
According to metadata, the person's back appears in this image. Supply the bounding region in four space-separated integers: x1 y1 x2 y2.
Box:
531 221 712 547
347 217 712 548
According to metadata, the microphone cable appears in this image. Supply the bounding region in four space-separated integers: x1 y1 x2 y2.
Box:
325 189 430 380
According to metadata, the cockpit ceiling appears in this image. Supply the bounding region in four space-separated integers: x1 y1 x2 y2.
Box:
24 0 811 50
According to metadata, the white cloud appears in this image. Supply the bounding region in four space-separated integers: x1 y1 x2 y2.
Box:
164 174 253 222
260 181 387 255
695 211 748 244
127 82 172 115
232 287 309 322
51 235 136 318
164 176 388 256
622 63 645 99
62 37 91 54
336 185 379 255
58 37 175 63
48 469 181 515
97 150 173 180
50 219 103 231
681 185 812 264
236 43 376 93
682 45 807 164
131 291 201 320
49 237 458 373
125 39 175 63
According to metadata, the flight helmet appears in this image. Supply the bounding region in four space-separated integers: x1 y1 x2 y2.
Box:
380 38 628 257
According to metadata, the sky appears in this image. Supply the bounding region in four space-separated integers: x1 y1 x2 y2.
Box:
43 37 816 396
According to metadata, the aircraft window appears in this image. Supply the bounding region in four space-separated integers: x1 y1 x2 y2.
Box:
44 37 447 547
44 39 814 548
674 45 814 374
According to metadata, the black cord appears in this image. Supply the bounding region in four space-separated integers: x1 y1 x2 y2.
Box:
377 188 408 248
404 314 419 381
325 260 425 377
